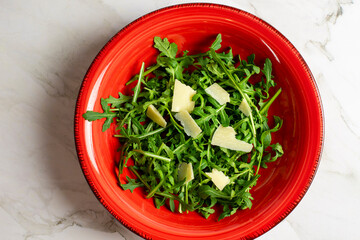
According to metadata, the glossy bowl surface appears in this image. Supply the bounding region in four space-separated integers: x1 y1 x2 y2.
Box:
74 4 323 240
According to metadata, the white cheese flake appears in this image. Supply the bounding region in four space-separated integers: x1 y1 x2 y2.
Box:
211 125 253 152
146 104 167 128
239 98 251 116
171 79 196 113
178 162 194 184
205 83 230 105
174 110 202 138
205 168 230 191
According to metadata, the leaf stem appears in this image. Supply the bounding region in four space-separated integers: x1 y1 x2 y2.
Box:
163 107 183 130
144 64 160 76
146 173 169 198
132 62 145 104
114 127 165 140
260 88 282 115
128 166 151 190
133 149 172 162
137 127 165 140
230 169 250 182
126 64 160 86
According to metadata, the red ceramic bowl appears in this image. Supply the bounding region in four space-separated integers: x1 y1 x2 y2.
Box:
74 3 323 240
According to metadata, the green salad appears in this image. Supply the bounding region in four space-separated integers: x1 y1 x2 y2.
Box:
83 34 283 221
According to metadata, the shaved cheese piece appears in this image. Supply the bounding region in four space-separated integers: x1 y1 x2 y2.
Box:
174 110 202 138
171 79 196 113
178 162 194 184
205 168 230 191
211 125 253 152
146 104 167 128
239 98 251 116
205 83 230 105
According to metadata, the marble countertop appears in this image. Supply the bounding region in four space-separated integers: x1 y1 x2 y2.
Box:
1 0 359 239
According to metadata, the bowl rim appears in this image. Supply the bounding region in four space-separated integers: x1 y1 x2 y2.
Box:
74 3 324 239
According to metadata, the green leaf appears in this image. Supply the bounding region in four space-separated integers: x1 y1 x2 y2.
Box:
259 88 282 115
120 176 144 193
82 111 114 121
268 143 284 162
241 192 253 209
103 93 132 108
154 37 178 58
263 58 272 81
262 58 275 91
169 198 175 212
82 99 117 132
199 207 215 219
198 185 230 200
260 130 272 149
154 197 166 209
273 115 283 130
210 33 222 51
247 54 255 64
103 117 114 132
218 205 230 221
218 206 238 221
253 65 261 74
198 57 210 68
206 61 224 78
218 48 233 65
132 62 145 104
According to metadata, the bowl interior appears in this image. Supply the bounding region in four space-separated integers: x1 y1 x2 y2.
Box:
75 4 323 240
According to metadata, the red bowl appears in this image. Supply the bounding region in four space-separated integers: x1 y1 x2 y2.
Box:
74 3 323 240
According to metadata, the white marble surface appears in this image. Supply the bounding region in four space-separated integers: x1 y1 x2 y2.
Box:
1 0 359 239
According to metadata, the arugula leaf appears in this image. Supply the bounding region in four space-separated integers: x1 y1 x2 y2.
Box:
206 61 224 78
103 93 132 108
169 198 175 212
269 143 284 162
198 185 231 200
82 110 114 121
260 88 282 115
218 205 238 221
82 98 117 132
199 206 215 219
210 33 222 50
121 176 144 193
154 37 178 58
219 48 233 65
132 62 145 104
262 58 275 92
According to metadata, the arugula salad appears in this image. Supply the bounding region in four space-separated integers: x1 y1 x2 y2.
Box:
83 34 283 221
